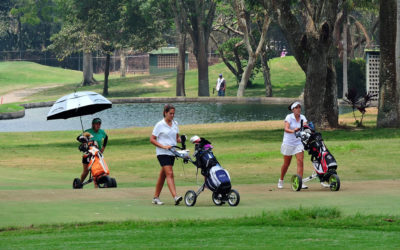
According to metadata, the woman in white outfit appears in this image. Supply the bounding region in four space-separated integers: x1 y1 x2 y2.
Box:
150 104 183 205
278 101 308 189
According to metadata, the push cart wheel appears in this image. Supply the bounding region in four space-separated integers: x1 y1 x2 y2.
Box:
98 176 112 188
73 178 83 189
184 190 197 207
212 192 224 206
111 178 117 188
329 174 340 191
291 174 302 191
227 189 240 207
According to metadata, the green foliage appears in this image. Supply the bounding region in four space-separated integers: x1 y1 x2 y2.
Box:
336 58 366 98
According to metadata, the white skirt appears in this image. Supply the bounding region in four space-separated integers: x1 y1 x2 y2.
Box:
281 143 304 156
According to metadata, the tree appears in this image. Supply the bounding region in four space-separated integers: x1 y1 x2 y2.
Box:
266 0 341 128
171 0 187 96
233 0 270 97
377 0 399 127
10 0 61 51
179 0 217 96
73 0 126 96
212 1 273 96
48 20 100 86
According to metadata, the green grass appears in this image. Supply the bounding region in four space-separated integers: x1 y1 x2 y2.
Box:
24 56 305 102
0 103 24 113
1 114 399 248
0 61 115 96
1 208 399 249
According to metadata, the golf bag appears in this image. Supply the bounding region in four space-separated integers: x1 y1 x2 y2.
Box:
297 122 338 180
73 133 116 189
194 139 232 195
307 133 337 175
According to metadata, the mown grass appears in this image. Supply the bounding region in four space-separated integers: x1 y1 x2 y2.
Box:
0 103 24 113
25 56 305 102
1 208 399 249
0 61 118 96
0 114 399 191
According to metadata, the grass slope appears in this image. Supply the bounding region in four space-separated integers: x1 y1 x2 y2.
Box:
25 56 305 102
0 61 114 96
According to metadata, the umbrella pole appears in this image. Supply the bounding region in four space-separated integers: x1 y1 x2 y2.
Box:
80 116 84 133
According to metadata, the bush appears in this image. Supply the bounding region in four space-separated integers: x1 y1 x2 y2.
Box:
336 58 366 98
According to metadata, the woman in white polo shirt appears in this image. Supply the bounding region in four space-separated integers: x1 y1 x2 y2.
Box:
277 101 308 189
150 104 183 205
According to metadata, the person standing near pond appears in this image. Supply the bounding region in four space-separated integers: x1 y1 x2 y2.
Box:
79 118 108 185
150 104 183 205
216 73 226 96
278 101 308 189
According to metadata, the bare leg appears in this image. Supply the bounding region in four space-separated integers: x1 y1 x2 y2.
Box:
280 155 292 180
164 165 177 198
80 163 89 182
295 151 304 178
154 167 166 197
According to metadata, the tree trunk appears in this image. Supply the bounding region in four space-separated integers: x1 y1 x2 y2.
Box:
325 49 339 127
196 40 210 96
234 0 270 96
172 0 187 97
179 0 216 96
397 0 400 120
103 53 110 96
120 49 126 78
82 52 95 86
342 14 348 98
377 0 399 127
260 50 272 97
270 0 339 128
304 50 328 126
176 32 186 96
237 54 256 96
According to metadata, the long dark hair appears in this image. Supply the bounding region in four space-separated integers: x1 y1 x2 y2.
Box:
163 104 175 117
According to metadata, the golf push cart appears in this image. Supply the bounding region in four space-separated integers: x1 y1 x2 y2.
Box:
73 133 117 189
170 135 240 207
291 121 340 192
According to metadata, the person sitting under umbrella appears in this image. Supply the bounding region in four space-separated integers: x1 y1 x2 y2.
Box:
79 118 108 186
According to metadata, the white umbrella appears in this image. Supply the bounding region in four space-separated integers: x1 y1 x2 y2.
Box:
47 91 112 130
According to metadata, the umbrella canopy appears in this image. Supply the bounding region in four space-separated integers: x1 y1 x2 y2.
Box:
47 91 112 120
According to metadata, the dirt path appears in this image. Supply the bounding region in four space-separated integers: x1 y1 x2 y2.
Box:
1 85 59 104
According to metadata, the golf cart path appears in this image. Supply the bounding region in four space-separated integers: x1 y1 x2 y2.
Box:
1 85 59 104
1 179 398 202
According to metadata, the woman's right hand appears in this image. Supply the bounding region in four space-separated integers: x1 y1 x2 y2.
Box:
163 145 172 150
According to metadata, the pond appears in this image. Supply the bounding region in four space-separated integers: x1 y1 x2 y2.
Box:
0 103 352 132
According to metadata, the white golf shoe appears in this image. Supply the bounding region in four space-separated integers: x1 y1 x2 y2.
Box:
152 197 164 205
277 179 284 189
